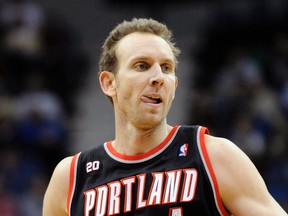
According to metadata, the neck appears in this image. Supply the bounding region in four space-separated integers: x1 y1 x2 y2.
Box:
113 121 173 155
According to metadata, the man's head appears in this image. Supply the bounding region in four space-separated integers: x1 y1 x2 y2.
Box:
99 18 181 76
98 18 180 128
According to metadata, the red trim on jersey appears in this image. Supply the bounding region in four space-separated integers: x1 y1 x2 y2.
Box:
106 125 179 161
67 153 80 215
198 127 230 216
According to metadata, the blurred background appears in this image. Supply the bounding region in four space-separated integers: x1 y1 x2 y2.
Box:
0 0 287 215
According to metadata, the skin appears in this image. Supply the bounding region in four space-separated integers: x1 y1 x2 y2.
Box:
101 32 178 155
43 32 288 216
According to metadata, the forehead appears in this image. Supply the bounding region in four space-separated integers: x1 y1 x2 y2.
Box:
116 32 174 62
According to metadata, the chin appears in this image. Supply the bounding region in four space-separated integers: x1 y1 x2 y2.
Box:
135 118 165 130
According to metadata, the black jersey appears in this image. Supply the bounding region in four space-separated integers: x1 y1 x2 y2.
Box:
67 125 230 216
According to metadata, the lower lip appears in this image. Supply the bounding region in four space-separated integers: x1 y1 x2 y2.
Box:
140 98 161 105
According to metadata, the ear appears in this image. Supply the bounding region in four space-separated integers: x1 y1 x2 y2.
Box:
175 75 179 89
99 71 116 97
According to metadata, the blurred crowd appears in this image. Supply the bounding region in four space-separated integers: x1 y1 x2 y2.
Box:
0 0 287 215
191 3 288 210
0 0 89 215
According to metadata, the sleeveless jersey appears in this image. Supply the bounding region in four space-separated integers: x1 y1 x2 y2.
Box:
67 125 230 216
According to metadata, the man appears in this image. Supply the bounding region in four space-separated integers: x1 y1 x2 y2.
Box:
43 18 287 216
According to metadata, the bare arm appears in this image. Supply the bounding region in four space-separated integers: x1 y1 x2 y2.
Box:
205 135 287 216
43 156 73 216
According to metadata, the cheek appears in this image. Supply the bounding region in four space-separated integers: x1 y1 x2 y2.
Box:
116 81 136 102
166 79 177 96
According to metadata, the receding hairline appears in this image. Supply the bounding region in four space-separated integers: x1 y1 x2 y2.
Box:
98 17 181 75
115 32 176 66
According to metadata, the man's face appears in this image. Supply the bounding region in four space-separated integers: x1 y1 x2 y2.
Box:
112 32 178 129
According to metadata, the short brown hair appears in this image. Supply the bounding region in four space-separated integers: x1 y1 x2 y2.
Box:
98 18 181 75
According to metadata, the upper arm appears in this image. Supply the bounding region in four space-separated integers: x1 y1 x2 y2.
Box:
205 135 287 216
43 156 73 216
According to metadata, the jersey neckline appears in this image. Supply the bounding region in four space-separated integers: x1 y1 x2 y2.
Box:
104 125 180 164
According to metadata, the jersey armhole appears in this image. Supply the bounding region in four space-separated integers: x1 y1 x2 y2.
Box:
197 127 230 216
66 152 81 215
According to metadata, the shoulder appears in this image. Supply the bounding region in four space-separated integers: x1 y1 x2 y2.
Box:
43 156 75 216
204 134 287 215
204 134 243 166
52 156 75 188
203 134 263 192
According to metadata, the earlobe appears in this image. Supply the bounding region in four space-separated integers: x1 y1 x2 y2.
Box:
99 71 116 97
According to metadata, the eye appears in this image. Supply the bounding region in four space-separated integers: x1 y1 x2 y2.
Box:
161 64 173 73
135 62 149 71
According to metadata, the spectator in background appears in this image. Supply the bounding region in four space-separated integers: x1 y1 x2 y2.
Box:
0 1 90 216
191 5 288 210
0 176 18 216
0 95 15 148
40 15 89 116
19 173 48 216
266 32 288 91
0 0 89 114
0 0 45 95
14 72 68 175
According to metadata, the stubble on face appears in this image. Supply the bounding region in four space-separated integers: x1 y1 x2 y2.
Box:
113 32 177 130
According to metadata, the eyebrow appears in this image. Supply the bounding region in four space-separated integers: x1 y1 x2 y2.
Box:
129 56 175 64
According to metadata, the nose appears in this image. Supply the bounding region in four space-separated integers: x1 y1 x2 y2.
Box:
150 65 164 87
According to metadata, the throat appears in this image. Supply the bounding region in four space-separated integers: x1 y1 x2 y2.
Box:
112 139 157 156
113 124 173 156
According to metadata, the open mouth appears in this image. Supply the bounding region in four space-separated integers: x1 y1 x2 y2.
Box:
150 96 162 104
142 96 163 104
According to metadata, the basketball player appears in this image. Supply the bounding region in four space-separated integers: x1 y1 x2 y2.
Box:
43 18 287 216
